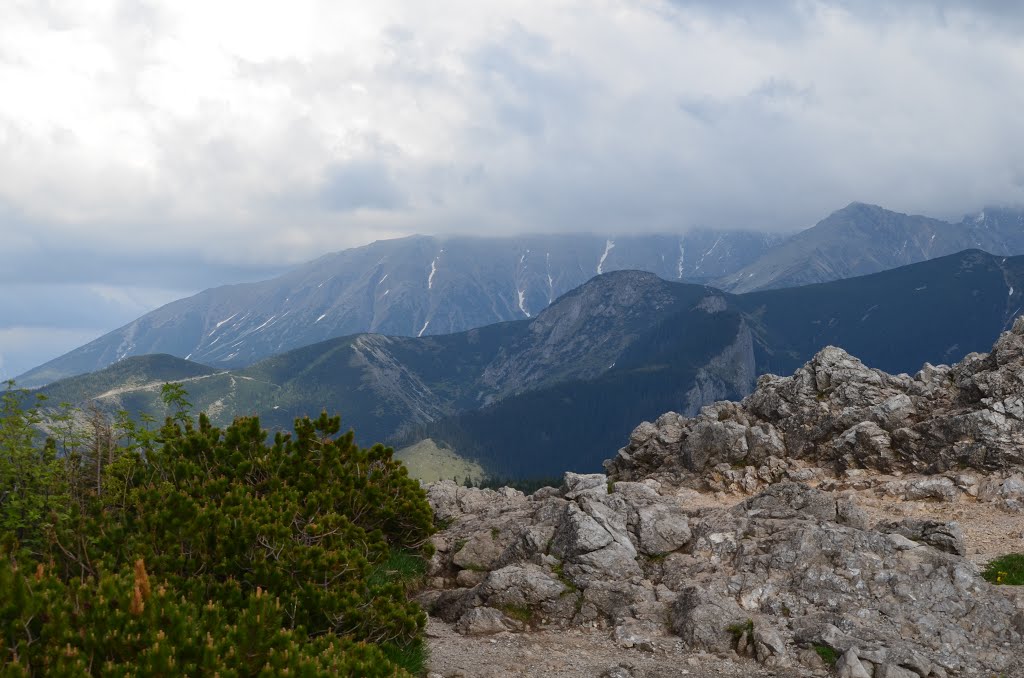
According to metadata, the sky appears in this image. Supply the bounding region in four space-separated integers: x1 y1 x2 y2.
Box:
2 0 1024 379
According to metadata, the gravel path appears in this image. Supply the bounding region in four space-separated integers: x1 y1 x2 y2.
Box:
426 617 812 678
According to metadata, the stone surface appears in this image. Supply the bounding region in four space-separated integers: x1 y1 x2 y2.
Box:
607 316 1024 486
423 320 1024 676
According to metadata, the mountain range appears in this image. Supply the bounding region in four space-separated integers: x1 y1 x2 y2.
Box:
716 203 1024 292
19 202 1024 389
17 230 779 387
38 249 1024 479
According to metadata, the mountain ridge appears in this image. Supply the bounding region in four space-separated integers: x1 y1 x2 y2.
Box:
18 231 779 387
37 249 1024 479
714 202 1024 292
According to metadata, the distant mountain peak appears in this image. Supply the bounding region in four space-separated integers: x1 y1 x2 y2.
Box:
17 232 778 387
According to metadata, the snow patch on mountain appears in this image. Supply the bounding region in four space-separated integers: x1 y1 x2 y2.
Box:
597 239 615 274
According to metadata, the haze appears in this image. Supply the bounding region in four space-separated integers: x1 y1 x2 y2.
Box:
2 0 1023 378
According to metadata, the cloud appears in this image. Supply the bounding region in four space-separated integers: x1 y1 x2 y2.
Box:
318 160 405 211
2 0 1024 370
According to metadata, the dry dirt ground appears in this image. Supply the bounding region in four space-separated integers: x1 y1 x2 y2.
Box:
425 618 810 678
425 484 1024 678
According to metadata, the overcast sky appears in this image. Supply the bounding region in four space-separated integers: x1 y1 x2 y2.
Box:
3 0 1024 378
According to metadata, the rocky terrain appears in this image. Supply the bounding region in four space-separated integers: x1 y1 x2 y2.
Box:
419 317 1024 677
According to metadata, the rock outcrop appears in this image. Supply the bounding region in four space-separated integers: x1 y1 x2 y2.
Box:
423 318 1024 676
424 477 1022 676
608 316 1024 490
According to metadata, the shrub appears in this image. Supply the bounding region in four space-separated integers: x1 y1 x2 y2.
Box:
1 398 434 676
982 553 1024 585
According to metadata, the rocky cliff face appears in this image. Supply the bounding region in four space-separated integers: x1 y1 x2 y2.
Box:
421 317 1024 677
609 315 1024 485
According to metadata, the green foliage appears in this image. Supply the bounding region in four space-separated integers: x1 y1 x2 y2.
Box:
813 644 839 666
499 604 534 625
551 561 578 595
0 381 66 553
0 389 435 676
982 553 1024 585
726 618 754 642
0 558 404 676
368 548 428 593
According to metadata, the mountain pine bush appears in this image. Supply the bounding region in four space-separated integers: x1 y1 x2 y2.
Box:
0 382 434 676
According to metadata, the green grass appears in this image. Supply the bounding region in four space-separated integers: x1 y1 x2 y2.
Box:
394 438 486 485
500 604 535 625
813 644 839 666
367 548 428 592
551 561 578 595
982 553 1024 585
726 618 754 642
382 639 429 676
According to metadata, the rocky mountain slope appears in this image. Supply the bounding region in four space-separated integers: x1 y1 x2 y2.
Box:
36 251 1024 480
415 249 1024 477
18 231 777 387
35 271 728 446
714 202 1024 293
420 317 1024 677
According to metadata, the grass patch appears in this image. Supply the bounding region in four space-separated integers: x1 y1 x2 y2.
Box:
490 527 500 540
453 538 467 553
367 548 427 592
726 618 753 642
382 639 429 676
551 561 578 595
500 604 535 625
982 553 1024 585
813 644 839 667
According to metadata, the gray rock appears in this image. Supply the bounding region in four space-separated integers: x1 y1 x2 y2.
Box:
875 666 920 678
670 587 747 653
561 472 609 499
423 319 1024 676
607 317 1024 481
877 519 966 556
836 649 872 678
635 504 691 555
904 477 959 502
452 531 507 571
477 565 566 609
454 607 521 635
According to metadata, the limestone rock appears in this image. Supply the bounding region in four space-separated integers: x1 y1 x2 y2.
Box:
607 316 1024 484
836 648 872 678
423 313 1024 677
454 607 521 635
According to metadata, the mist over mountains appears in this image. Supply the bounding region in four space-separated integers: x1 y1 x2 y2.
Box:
17 230 779 387
17 202 1024 389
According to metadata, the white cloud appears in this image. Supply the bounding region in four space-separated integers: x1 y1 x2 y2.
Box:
2 0 1024 369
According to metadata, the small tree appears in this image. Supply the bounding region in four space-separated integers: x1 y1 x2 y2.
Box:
0 381 65 553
